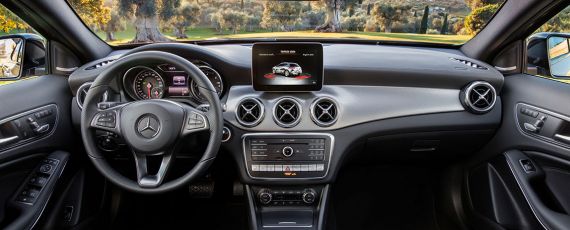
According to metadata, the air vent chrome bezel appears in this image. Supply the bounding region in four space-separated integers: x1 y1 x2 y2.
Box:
235 97 265 127
461 81 497 114
76 82 108 110
310 97 339 127
273 97 302 128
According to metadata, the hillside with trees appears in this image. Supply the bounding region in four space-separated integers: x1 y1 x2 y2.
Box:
4 0 547 45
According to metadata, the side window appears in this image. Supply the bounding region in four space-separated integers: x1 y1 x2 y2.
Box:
0 4 46 86
526 6 570 83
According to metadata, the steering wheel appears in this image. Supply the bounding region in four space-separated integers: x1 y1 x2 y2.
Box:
80 51 223 194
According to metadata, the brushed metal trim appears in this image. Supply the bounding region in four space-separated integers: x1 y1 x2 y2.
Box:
223 85 464 131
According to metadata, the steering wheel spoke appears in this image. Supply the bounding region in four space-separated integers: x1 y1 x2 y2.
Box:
182 105 211 136
133 151 173 188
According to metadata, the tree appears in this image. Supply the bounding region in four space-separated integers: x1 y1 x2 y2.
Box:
103 10 125 41
68 0 110 31
342 14 366 32
441 13 448 34
315 0 343 32
261 1 302 32
0 7 28 33
372 3 411 33
464 4 500 35
419 5 429 34
465 0 503 9
214 9 248 34
118 0 181 43
168 2 201 39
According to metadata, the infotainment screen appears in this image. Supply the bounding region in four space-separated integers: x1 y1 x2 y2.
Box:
252 43 323 91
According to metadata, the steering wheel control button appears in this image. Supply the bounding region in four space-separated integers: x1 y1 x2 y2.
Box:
95 112 116 128
186 112 206 130
282 146 294 157
136 114 160 138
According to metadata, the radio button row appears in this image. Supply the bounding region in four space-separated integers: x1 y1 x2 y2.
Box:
251 164 325 172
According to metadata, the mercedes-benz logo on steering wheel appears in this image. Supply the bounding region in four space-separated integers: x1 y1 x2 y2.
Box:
136 114 161 138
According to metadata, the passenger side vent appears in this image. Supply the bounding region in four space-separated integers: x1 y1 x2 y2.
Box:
450 57 488 70
236 98 264 127
273 98 302 128
311 97 338 127
85 59 116 70
76 82 108 110
460 81 497 114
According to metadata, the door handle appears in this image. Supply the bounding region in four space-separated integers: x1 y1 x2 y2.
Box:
0 136 19 146
554 134 570 144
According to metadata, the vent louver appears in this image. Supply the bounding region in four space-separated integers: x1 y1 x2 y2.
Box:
85 59 116 70
236 98 264 127
450 57 488 70
311 97 338 127
273 98 302 128
460 81 497 114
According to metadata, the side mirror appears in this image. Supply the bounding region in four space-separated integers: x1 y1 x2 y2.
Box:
0 34 46 81
547 35 570 79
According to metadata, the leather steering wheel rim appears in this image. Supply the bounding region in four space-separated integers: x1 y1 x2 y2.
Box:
80 50 223 194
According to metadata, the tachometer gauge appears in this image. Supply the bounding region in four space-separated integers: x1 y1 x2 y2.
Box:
191 66 224 102
133 68 165 99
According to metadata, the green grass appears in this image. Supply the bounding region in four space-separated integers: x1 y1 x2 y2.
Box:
95 27 473 45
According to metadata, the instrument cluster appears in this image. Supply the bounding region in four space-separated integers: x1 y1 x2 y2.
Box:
122 60 224 103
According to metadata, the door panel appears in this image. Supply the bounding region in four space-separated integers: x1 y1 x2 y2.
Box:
0 75 74 229
466 74 570 230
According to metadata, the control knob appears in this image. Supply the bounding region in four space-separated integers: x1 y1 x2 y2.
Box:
282 146 294 157
258 189 272 205
302 189 317 204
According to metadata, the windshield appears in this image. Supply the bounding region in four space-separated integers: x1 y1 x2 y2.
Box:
68 0 505 46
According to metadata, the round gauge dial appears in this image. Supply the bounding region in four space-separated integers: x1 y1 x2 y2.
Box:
191 66 224 102
133 68 165 100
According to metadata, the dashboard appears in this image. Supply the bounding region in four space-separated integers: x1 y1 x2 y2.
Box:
68 42 504 184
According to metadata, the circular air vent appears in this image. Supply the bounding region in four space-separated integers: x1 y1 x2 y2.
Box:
273 97 302 128
460 81 497 114
76 82 108 110
236 98 264 127
311 97 338 127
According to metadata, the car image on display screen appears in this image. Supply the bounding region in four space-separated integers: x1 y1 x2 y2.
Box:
252 43 323 91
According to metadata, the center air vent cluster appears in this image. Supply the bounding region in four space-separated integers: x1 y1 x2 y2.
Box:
236 98 264 127
273 98 302 128
311 97 338 127
460 81 497 114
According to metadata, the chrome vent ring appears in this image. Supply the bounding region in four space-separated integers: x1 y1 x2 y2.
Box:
76 82 108 110
461 81 497 114
311 97 339 127
236 98 264 127
273 97 302 128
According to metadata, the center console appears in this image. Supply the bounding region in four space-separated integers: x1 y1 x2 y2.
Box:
242 133 333 230
243 133 333 179
243 43 331 230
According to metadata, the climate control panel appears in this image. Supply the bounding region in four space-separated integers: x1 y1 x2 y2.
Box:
243 133 333 179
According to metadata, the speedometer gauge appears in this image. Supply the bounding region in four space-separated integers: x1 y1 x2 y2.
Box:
133 68 165 99
191 66 224 102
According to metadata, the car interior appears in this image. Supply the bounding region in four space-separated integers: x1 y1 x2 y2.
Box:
1 0 570 229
